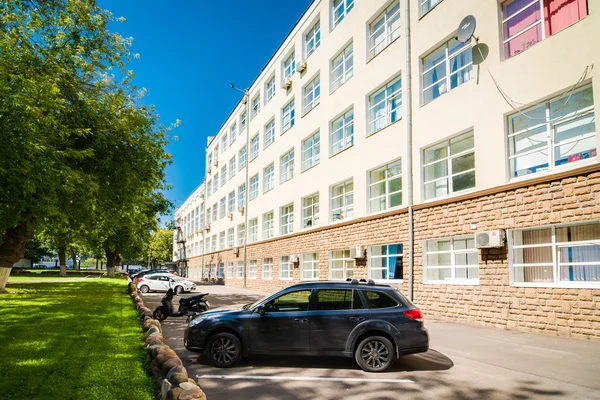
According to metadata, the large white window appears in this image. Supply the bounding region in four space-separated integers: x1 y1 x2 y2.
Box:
508 85 595 178
282 99 296 133
206 204 212 225
221 135 228 152
330 249 355 279
227 191 235 214
240 111 247 132
422 37 472 104
227 228 235 248
279 256 293 280
238 183 246 207
424 131 475 200
219 197 226 219
251 95 261 119
509 222 600 287
229 157 236 179
249 174 259 200
211 203 217 223
214 145 219 162
199 205 205 229
302 131 320 171
239 146 247 170
331 109 354 156
220 166 227 187
305 20 321 58
248 218 258 243
280 203 294 235
331 179 353 222
249 260 257 280
369 243 403 281
369 1 401 58
280 149 295 183
283 52 296 80
207 152 213 168
263 211 275 239
250 134 260 160
302 253 320 280
237 223 245 246
368 76 402 134
424 236 479 284
331 43 353 91
230 123 237 145
219 231 225 250
302 193 319 229
264 163 275 193
212 175 219 194
226 262 234 279
264 119 275 149
303 75 321 114
369 159 402 213
265 76 276 104
333 0 354 27
236 261 244 279
206 180 212 198
262 258 273 279
420 0 442 16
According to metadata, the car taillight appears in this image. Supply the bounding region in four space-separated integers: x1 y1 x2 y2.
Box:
138 277 144 282
403 309 423 322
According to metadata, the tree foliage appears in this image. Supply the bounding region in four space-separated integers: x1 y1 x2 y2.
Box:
147 228 174 267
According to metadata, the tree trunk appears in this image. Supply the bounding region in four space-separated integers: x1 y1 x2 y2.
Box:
104 246 116 277
58 248 67 276
0 219 36 293
95 258 98 270
71 251 78 271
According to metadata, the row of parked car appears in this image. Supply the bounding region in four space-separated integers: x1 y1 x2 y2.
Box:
131 268 197 294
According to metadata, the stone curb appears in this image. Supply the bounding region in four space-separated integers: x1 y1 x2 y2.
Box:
128 282 207 400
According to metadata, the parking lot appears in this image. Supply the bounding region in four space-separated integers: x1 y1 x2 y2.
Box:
141 285 600 400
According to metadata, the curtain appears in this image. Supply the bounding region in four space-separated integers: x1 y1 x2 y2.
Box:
544 0 588 36
522 229 553 282
504 0 542 57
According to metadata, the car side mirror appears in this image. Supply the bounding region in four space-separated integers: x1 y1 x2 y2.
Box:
256 305 265 316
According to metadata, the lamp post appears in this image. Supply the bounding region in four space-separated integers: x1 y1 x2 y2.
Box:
230 83 250 288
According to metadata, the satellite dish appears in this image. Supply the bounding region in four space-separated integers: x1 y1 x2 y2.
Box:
457 15 476 43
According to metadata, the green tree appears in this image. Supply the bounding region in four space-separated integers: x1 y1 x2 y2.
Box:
147 228 174 267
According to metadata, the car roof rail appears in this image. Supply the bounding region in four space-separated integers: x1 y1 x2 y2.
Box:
367 279 375 286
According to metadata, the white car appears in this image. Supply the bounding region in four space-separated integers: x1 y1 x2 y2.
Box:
137 273 196 294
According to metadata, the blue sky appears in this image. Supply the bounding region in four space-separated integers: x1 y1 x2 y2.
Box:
99 0 312 215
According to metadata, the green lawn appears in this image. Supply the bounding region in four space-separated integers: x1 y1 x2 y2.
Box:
8 276 90 282
0 279 156 400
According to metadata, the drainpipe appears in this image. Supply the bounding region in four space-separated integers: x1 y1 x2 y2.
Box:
201 158 207 281
242 91 251 288
405 0 414 301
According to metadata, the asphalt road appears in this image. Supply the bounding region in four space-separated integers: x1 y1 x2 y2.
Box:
141 285 600 400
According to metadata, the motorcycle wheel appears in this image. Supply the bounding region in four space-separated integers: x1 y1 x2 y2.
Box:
153 307 168 322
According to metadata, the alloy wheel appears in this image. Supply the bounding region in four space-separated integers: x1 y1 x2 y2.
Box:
210 337 237 365
360 339 390 369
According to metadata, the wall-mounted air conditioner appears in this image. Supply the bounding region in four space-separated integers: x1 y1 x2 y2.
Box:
289 255 299 263
475 230 505 248
350 246 364 259
297 61 307 73
283 78 292 90
214 160 218 167
238 206 245 216
228 213 234 221
207 167 212 174
205 224 211 233
233 247 239 257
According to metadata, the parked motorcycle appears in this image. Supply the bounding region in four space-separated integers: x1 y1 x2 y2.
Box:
153 288 210 322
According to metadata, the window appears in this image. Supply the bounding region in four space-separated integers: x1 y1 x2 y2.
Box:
424 236 479 283
283 52 296 80
331 179 353 221
424 131 475 199
303 75 321 114
236 261 244 279
249 174 259 200
237 223 246 246
221 134 228 152
316 289 360 310
369 1 401 58
226 262 234 279
266 290 312 312
302 253 320 280
219 197 226 219
265 76 276 104
422 37 472 104
220 166 227 187
279 256 293 279
230 123 237 145
249 260 257 280
363 290 399 308
262 258 273 279
248 218 258 243
199 205 205 229
369 243 403 280
509 222 600 286
508 85 595 178
207 180 212 198
502 0 587 59
211 203 217 222
280 203 294 235
211 234 217 252
205 240 210 254
252 95 261 119
240 111 247 132
219 231 225 250
331 109 354 156
212 175 219 193
305 20 321 57
249 134 260 161
330 249 355 279
302 193 319 229
331 43 353 91
239 146 247 170
214 145 219 162
217 263 224 279
264 119 275 148
263 163 275 193
229 157 236 179
227 228 235 248
302 131 320 171
228 191 235 214
369 159 402 213
282 99 296 133
263 211 274 239
420 0 442 16
333 0 354 27
280 149 295 183
206 204 212 224
238 183 246 207
368 76 402 134
207 152 213 168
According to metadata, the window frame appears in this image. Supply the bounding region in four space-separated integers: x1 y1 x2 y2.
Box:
220 165 227 187
280 203 294 235
250 134 260 161
329 249 355 280
226 262 234 279
248 218 258 243
262 258 273 280
282 99 296 133
239 146 247 170
262 211 275 240
303 74 321 115
368 75 402 135
279 256 293 280
248 260 257 280
331 43 354 91
305 20 321 58
333 0 355 28
238 183 246 207
263 162 275 193
219 197 226 219
237 223 246 246
236 261 244 279
251 94 261 119
249 174 259 200
280 148 295 183
283 51 296 80
302 192 320 229
330 109 354 157
302 131 321 172
230 123 237 145
331 179 354 222
420 0 443 17
265 76 276 104
369 159 403 214
219 231 225 250
423 235 480 285
368 243 404 282
301 253 320 281
229 157 236 179
368 1 401 59
227 191 235 214
227 227 235 248
264 119 276 149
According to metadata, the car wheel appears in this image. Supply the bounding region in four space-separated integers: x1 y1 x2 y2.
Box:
206 332 242 368
174 285 184 295
355 336 395 372
139 285 150 294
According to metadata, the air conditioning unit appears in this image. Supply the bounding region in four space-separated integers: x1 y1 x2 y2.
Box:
297 61 307 73
228 213 234 221
238 205 245 215
214 160 218 167
283 78 292 90
475 230 505 248
350 246 364 259
233 247 239 257
289 254 299 263
242 96 248 105
207 167 212 174
204 224 211 233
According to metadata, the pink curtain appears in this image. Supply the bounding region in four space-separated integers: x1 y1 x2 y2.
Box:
545 0 588 36
504 0 543 58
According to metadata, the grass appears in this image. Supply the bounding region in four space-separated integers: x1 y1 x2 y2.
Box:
0 279 156 400
8 276 92 282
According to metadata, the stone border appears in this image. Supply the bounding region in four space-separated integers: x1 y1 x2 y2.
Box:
129 282 207 400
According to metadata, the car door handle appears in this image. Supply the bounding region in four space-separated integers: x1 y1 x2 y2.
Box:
294 318 309 323
349 316 365 322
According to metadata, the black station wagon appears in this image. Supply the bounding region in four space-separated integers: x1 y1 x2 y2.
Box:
184 280 429 372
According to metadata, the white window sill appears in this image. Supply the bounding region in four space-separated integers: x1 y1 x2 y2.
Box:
422 187 477 203
511 282 600 289
508 159 598 184
424 280 480 286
